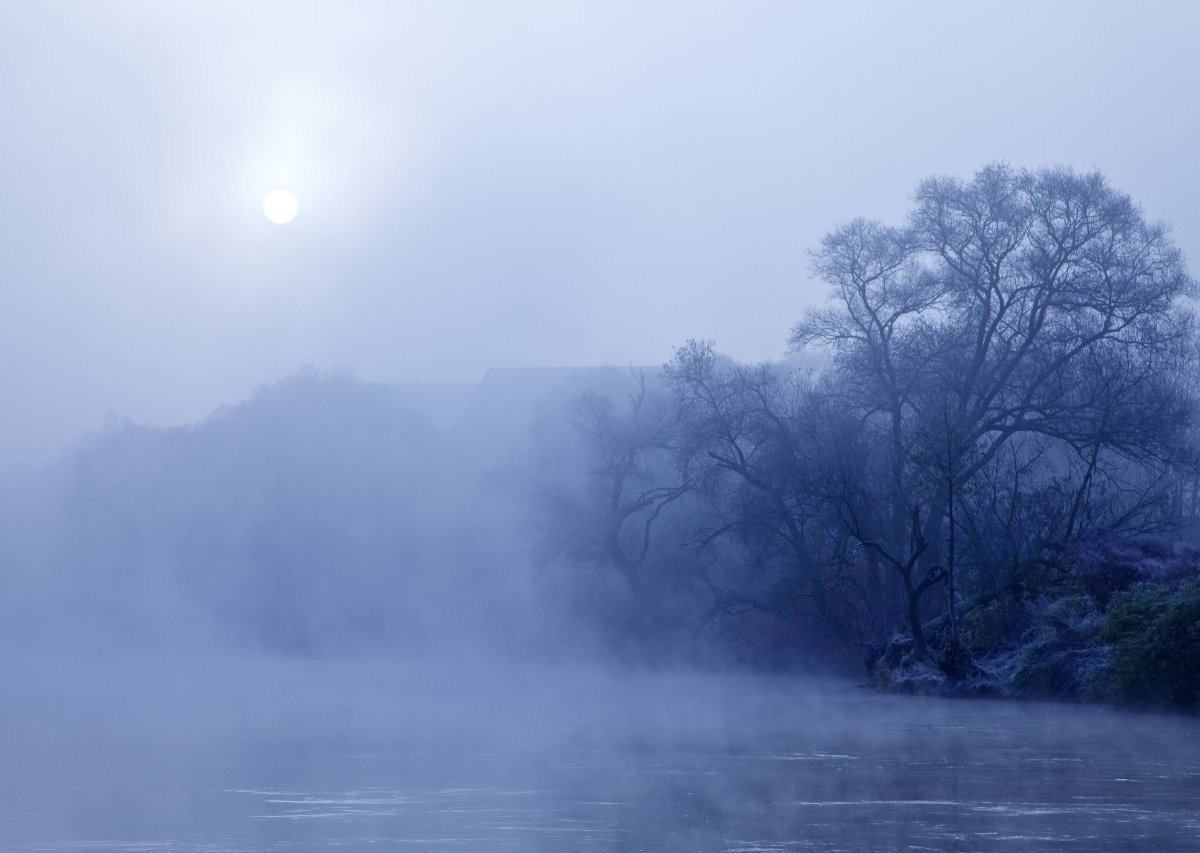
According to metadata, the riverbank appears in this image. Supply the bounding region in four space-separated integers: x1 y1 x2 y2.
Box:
866 570 1200 713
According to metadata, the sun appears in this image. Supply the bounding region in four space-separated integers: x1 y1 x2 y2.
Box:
262 188 298 224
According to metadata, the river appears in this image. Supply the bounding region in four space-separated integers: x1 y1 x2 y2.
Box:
2 659 1197 851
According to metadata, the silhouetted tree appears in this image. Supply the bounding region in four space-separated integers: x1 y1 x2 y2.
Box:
665 342 857 644
793 164 1195 658
526 369 694 640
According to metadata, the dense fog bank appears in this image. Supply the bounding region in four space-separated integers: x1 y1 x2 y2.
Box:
3 165 1200 709
0 370 561 661
0 363 855 670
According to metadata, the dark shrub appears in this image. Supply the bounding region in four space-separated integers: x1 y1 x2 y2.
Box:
1102 581 1200 709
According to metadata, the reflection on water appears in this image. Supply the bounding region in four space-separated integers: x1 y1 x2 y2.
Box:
2 661 1199 851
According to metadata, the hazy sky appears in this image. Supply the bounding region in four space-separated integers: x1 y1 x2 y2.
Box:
2 0 1198 465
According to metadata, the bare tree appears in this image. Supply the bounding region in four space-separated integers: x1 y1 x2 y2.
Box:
573 371 691 605
665 341 855 643
793 164 1196 659
527 369 691 628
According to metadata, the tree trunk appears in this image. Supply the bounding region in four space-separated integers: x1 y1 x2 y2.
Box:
946 482 958 644
902 569 928 660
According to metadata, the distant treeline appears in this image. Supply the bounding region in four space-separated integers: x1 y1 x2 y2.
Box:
0 371 540 657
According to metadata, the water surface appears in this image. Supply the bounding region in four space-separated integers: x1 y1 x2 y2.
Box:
2 659 1197 851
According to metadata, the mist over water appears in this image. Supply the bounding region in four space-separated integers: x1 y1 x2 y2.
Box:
1 366 1195 850
4 659 1199 851
2 303 1198 851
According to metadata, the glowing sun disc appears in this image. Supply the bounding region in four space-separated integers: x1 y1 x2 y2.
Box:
262 188 298 224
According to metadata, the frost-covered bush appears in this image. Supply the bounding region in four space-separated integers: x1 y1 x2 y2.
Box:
1102 581 1200 709
1007 596 1111 701
865 636 950 695
1071 538 1200 608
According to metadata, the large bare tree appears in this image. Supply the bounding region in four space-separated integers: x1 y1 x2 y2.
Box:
793 164 1195 659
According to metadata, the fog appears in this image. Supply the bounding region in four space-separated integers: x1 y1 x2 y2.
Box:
5 2 1200 851
4 0 1200 465
5 659 1200 850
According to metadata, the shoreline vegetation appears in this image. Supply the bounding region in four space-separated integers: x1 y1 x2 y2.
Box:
532 164 1200 713
866 551 1200 713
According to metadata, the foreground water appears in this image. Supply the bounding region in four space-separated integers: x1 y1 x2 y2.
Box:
1 658 1198 851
